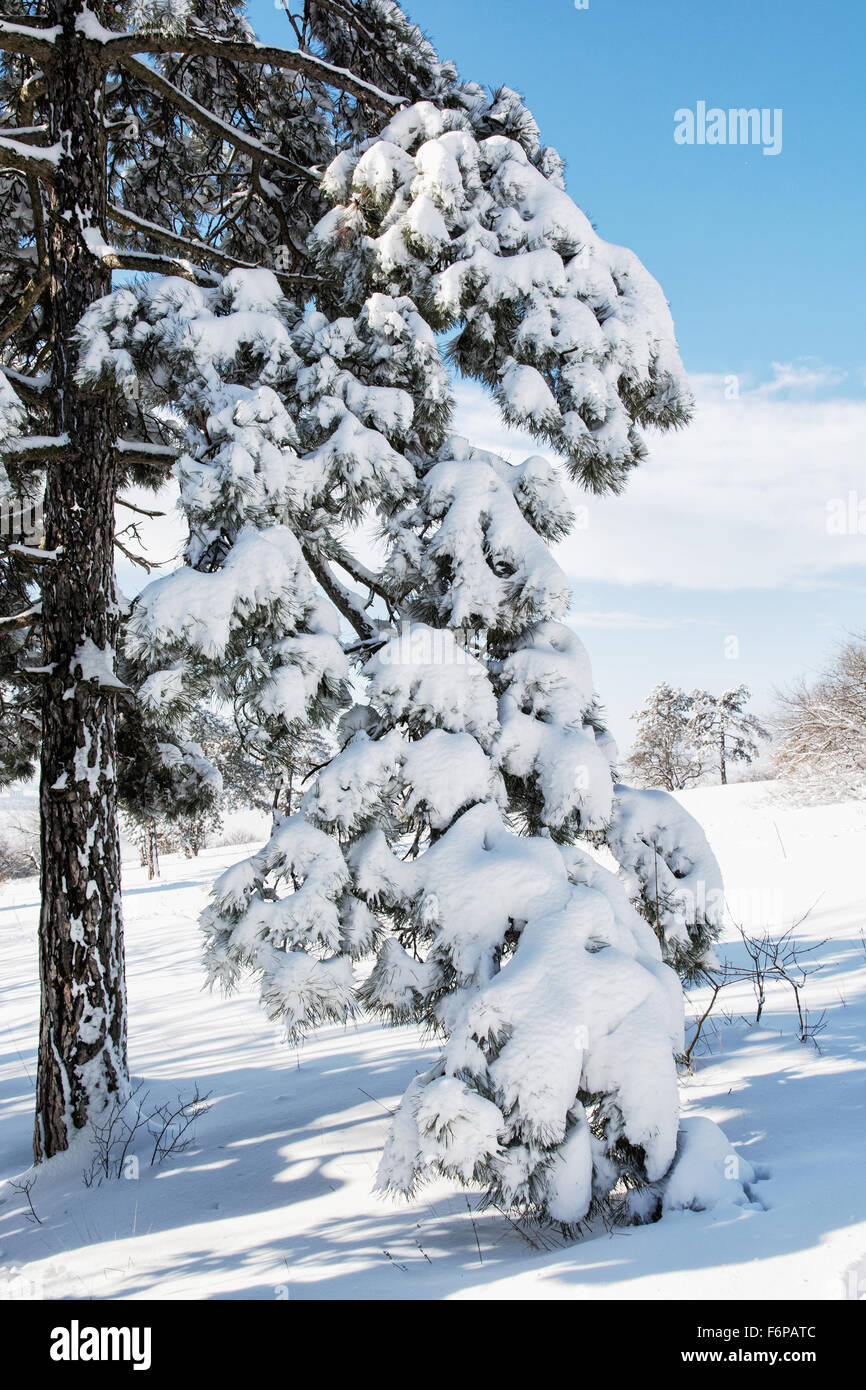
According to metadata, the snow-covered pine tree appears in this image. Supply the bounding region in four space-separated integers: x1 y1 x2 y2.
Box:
344 438 695 1225
88 75 733 1224
0 0 413 1160
312 88 692 493
689 684 768 785
625 681 702 791
78 259 456 1029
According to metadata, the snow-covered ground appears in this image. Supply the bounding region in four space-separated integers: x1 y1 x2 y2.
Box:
1 781 864 1300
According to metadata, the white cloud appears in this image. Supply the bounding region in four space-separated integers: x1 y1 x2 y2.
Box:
452 372 866 590
755 359 848 396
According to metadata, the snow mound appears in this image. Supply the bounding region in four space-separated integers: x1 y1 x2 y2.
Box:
662 1117 760 1215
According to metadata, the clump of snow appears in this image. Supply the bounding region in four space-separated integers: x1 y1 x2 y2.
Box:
72 637 126 690
365 624 499 748
606 783 724 976
662 1117 758 1214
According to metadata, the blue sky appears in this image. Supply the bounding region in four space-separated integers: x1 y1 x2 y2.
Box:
237 2 866 748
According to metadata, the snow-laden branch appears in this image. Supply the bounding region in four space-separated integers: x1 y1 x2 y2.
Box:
115 438 178 470
0 133 61 183
0 124 49 145
95 239 220 287
107 204 318 290
1 541 59 567
84 217 233 289
0 601 41 633
0 10 403 114
19 71 47 106
0 18 59 59
332 545 393 603
301 545 381 647
119 55 320 183
100 32 403 112
1 433 70 462
0 368 49 407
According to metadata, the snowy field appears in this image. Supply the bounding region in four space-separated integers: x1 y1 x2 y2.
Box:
1 781 864 1301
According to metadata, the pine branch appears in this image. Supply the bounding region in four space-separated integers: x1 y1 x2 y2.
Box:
332 544 398 615
302 544 381 646
98 242 219 286
307 0 382 43
0 270 49 348
332 546 386 592
0 18 58 60
0 368 50 407
118 55 319 183
107 204 318 289
19 71 47 105
1 541 59 566
0 133 60 183
100 33 403 112
0 124 49 145
115 439 178 470
1 433 71 463
0 601 41 633
0 12 57 26
108 204 227 275
116 496 165 518
114 534 155 571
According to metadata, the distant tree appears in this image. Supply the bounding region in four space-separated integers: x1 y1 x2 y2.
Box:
689 685 768 786
187 706 332 819
0 810 39 879
625 682 703 790
775 638 866 803
118 711 222 877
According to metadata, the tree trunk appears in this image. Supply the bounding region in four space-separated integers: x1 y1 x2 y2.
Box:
145 823 159 880
34 0 128 1161
719 725 727 785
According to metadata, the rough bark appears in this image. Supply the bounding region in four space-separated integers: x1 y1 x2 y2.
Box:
34 0 128 1161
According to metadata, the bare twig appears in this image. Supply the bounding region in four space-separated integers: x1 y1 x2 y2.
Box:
9 1173 42 1224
